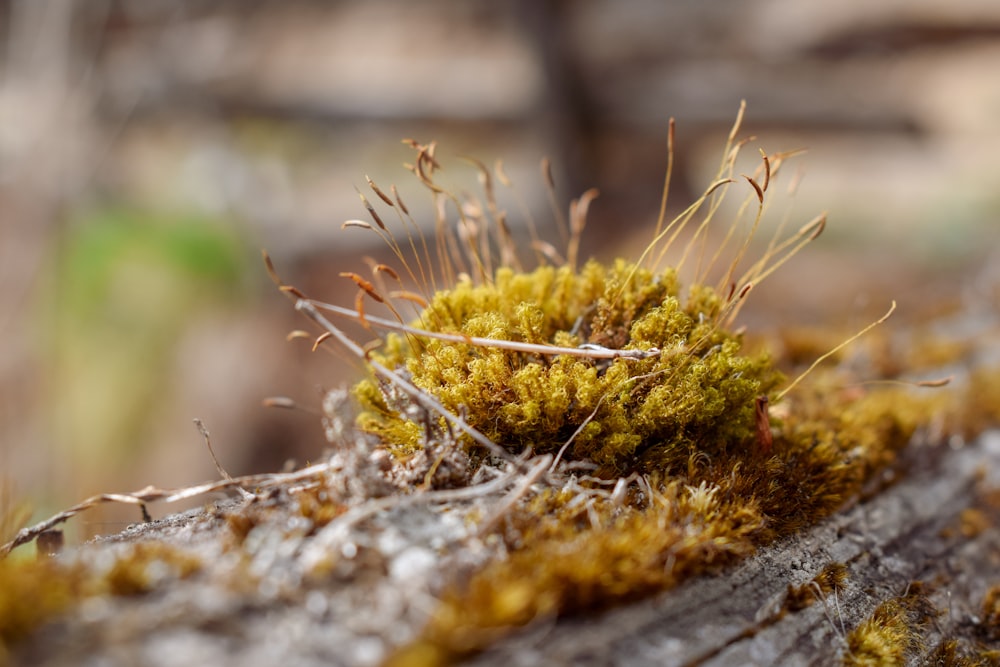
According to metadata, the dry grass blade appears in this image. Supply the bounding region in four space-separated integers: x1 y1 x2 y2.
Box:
476 456 552 535
541 156 569 243
859 376 954 389
366 174 395 207
389 290 429 309
357 190 387 231
652 117 676 240
567 188 599 271
373 264 400 282
744 175 764 204
777 301 898 401
391 185 410 215
261 396 298 409
341 220 373 230
194 419 254 502
340 272 385 303
291 296 516 464
312 331 334 350
305 297 661 360
1 461 340 557
801 213 826 241
760 148 771 193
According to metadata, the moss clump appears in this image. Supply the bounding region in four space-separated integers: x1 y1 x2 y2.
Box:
844 586 936 667
102 542 201 597
981 585 1000 642
785 562 849 612
356 259 782 476
0 540 204 660
0 558 83 653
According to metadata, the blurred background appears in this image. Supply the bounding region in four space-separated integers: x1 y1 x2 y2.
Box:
2 0 999 541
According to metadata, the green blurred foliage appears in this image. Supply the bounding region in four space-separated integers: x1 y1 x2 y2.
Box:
44 208 250 491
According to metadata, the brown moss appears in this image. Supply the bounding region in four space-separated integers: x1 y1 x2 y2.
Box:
0 539 205 659
785 562 849 612
957 508 993 539
930 638 1000 667
981 585 1000 642
929 640 978 667
295 488 347 531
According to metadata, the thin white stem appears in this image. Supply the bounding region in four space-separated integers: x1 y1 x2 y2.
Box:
295 299 516 464
306 298 661 361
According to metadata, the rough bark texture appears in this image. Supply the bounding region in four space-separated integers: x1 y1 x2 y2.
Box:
468 432 1000 666
10 430 1000 667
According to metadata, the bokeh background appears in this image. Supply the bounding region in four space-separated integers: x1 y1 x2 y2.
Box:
2 0 999 541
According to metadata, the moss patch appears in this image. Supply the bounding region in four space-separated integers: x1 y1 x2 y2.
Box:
843 587 935 667
356 259 783 476
0 540 204 660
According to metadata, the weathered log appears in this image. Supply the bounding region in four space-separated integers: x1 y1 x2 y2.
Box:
469 432 1000 666
9 430 999 666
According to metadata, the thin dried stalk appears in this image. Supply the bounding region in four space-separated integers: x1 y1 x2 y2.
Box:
1 461 338 557
305 297 662 361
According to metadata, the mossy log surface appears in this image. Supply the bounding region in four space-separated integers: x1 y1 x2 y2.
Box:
9 430 1000 667
468 431 1000 666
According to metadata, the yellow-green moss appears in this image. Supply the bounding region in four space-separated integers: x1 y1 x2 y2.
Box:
0 540 204 660
356 259 783 476
844 587 936 667
385 380 937 665
102 542 201 597
960 368 1000 438
0 558 83 652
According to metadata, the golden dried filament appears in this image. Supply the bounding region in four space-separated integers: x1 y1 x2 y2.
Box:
366 175 394 206
389 291 429 309
261 397 297 409
340 272 385 303
373 264 401 282
341 220 373 230
777 301 897 402
760 149 771 193
744 175 764 204
312 332 333 352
